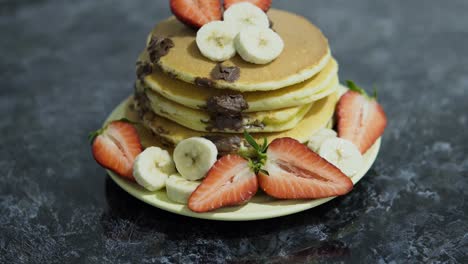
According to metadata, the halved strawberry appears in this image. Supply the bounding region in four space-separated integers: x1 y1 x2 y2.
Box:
188 154 258 212
337 81 387 154
258 137 353 199
90 120 142 181
170 0 222 29
223 0 272 12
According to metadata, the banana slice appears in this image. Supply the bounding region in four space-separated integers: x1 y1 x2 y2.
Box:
318 138 364 177
133 147 176 191
166 174 201 204
235 27 284 64
223 2 269 32
173 137 218 180
196 21 237 62
307 128 337 152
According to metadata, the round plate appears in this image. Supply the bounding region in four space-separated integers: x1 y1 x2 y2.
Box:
105 98 381 221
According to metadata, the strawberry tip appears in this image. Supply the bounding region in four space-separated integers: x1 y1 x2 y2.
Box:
88 128 103 144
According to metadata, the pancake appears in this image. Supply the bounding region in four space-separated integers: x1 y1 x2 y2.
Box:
129 91 338 147
143 52 339 112
138 82 314 133
149 9 330 91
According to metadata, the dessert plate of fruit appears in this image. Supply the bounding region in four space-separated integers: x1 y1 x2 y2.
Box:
89 0 387 221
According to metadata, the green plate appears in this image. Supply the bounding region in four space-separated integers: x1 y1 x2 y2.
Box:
105 97 381 221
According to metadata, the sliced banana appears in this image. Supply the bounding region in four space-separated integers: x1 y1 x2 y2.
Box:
307 128 337 152
133 147 176 191
318 138 364 177
173 137 218 181
235 27 284 64
223 2 269 32
166 174 201 204
196 21 237 62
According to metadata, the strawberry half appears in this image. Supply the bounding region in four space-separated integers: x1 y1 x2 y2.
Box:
170 0 222 29
89 120 142 181
258 137 353 199
188 154 258 213
224 0 272 12
337 81 387 154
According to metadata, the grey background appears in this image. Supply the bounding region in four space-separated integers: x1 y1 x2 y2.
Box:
1 0 467 263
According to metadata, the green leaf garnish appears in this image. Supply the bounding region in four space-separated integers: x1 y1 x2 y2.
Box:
88 127 104 144
244 131 259 150
261 137 268 152
346 80 367 96
346 80 379 100
243 131 269 175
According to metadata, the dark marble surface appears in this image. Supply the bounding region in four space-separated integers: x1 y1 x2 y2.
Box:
1 0 467 263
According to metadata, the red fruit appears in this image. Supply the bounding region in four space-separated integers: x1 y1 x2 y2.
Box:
170 0 222 29
258 138 353 199
188 155 258 213
336 81 387 154
90 121 142 181
223 0 272 12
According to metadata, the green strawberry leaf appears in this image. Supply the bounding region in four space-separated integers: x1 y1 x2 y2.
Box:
243 131 270 175
346 80 367 96
261 137 268 152
88 128 103 144
346 80 379 100
244 131 260 151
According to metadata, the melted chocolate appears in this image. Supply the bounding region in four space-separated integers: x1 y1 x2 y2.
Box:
204 135 242 156
136 61 153 80
194 77 214 88
206 95 248 116
147 36 174 63
205 115 244 131
205 95 249 131
210 64 240 82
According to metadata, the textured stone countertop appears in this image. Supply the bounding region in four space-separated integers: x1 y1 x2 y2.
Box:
1 0 467 263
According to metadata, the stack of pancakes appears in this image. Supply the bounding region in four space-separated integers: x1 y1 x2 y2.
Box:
133 9 340 153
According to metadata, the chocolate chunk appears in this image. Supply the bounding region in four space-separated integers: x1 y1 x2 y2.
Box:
206 95 248 116
147 36 174 63
210 64 240 82
194 77 214 88
136 61 153 80
246 120 265 129
165 71 178 79
204 135 242 156
205 95 249 131
205 115 245 131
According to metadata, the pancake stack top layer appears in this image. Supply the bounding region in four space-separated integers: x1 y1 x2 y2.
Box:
133 8 341 152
